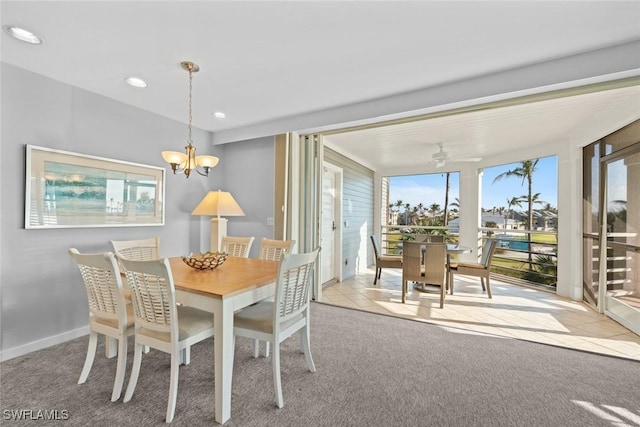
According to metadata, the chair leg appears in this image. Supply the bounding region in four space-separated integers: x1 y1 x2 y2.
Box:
486 276 492 299
481 277 486 291
180 346 191 365
439 284 445 309
111 334 127 402
252 339 260 358
78 331 98 384
373 267 379 285
272 342 284 408
166 352 179 423
123 343 144 403
401 279 406 303
449 272 455 295
301 325 316 373
105 336 117 358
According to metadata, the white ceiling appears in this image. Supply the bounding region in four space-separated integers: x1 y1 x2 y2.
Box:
2 1 640 171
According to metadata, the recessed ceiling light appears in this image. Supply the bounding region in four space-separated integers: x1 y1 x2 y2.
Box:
2 25 43 44
213 112 226 119
125 77 148 88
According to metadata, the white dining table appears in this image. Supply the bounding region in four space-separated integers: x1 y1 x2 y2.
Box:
169 256 279 425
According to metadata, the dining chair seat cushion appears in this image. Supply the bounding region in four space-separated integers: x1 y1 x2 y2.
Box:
380 255 402 262
450 262 486 270
234 301 304 334
138 306 214 342
93 301 135 329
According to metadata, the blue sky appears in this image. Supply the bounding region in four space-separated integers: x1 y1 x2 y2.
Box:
389 155 558 211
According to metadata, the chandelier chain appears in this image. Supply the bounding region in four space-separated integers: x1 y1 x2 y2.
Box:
187 67 193 145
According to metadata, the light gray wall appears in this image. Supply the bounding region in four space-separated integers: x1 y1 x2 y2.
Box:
217 136 275 259
0 63 274 359
324 148 374 279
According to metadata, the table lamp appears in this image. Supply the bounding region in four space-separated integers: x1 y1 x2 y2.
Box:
191 190 245 252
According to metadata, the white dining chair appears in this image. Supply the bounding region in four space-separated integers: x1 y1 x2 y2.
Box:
254 238 297 357
110 237 160 261
69 248 133 402
233 247 320 408
258 238 296 261
117 256 215 423
221 235 255 258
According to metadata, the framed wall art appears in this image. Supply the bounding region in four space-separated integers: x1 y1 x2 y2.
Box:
25 145 165 229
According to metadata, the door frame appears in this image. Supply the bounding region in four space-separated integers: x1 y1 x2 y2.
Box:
321 161 343 286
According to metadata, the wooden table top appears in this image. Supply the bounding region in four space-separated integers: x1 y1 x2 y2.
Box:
169 256 279 299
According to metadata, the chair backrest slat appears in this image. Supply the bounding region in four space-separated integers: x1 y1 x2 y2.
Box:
422 242 447 285
480 239 497 267
117 257 176 334
370 235 381 259
259 238 296 261
275 248 320 323
402 241 423 283
111 238 160 261
221 236 255 258
69 249 125 323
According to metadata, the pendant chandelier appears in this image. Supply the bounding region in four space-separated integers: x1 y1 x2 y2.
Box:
162 61 219 178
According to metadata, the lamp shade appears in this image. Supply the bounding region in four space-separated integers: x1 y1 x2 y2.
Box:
191 190 245 217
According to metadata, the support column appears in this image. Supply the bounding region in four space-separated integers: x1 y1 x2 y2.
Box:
458 164 482 263
210 217 228 253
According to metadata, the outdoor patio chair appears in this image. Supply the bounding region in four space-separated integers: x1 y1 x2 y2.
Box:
449 238 498 298
401 242 447 307
370 235 402 285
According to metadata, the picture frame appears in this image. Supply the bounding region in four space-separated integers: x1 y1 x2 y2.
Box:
25 145 165 229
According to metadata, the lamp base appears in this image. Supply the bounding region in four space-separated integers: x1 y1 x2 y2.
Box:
210 217 228 252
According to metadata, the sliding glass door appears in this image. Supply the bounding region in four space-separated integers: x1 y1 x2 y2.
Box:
599 143 640 334
583 119 639 335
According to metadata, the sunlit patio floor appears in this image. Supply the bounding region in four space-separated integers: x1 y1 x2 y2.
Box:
322 267 640 361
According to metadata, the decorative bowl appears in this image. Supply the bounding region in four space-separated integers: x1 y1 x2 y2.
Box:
181 252 228 270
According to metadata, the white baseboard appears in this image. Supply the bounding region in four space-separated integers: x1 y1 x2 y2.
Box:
0 325 89 362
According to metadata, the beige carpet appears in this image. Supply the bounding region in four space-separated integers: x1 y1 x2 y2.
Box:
1 302 638 426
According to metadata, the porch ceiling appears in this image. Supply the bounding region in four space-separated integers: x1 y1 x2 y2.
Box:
322 83 640 173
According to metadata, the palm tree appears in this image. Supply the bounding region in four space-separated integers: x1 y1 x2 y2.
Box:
390 200 404 225
493 159 539 270
505 196 523 229
428 203 440 223
403 202 411 225
448 197 460 219
443 172 451 225
449 197 460 210
522 192 546 227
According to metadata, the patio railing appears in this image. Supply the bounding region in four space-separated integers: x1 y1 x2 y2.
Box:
380 225 558 290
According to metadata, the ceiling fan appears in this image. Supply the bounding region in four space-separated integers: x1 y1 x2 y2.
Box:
430 143 482 168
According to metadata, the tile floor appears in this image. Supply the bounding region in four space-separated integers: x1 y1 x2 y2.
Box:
321 267 640 361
